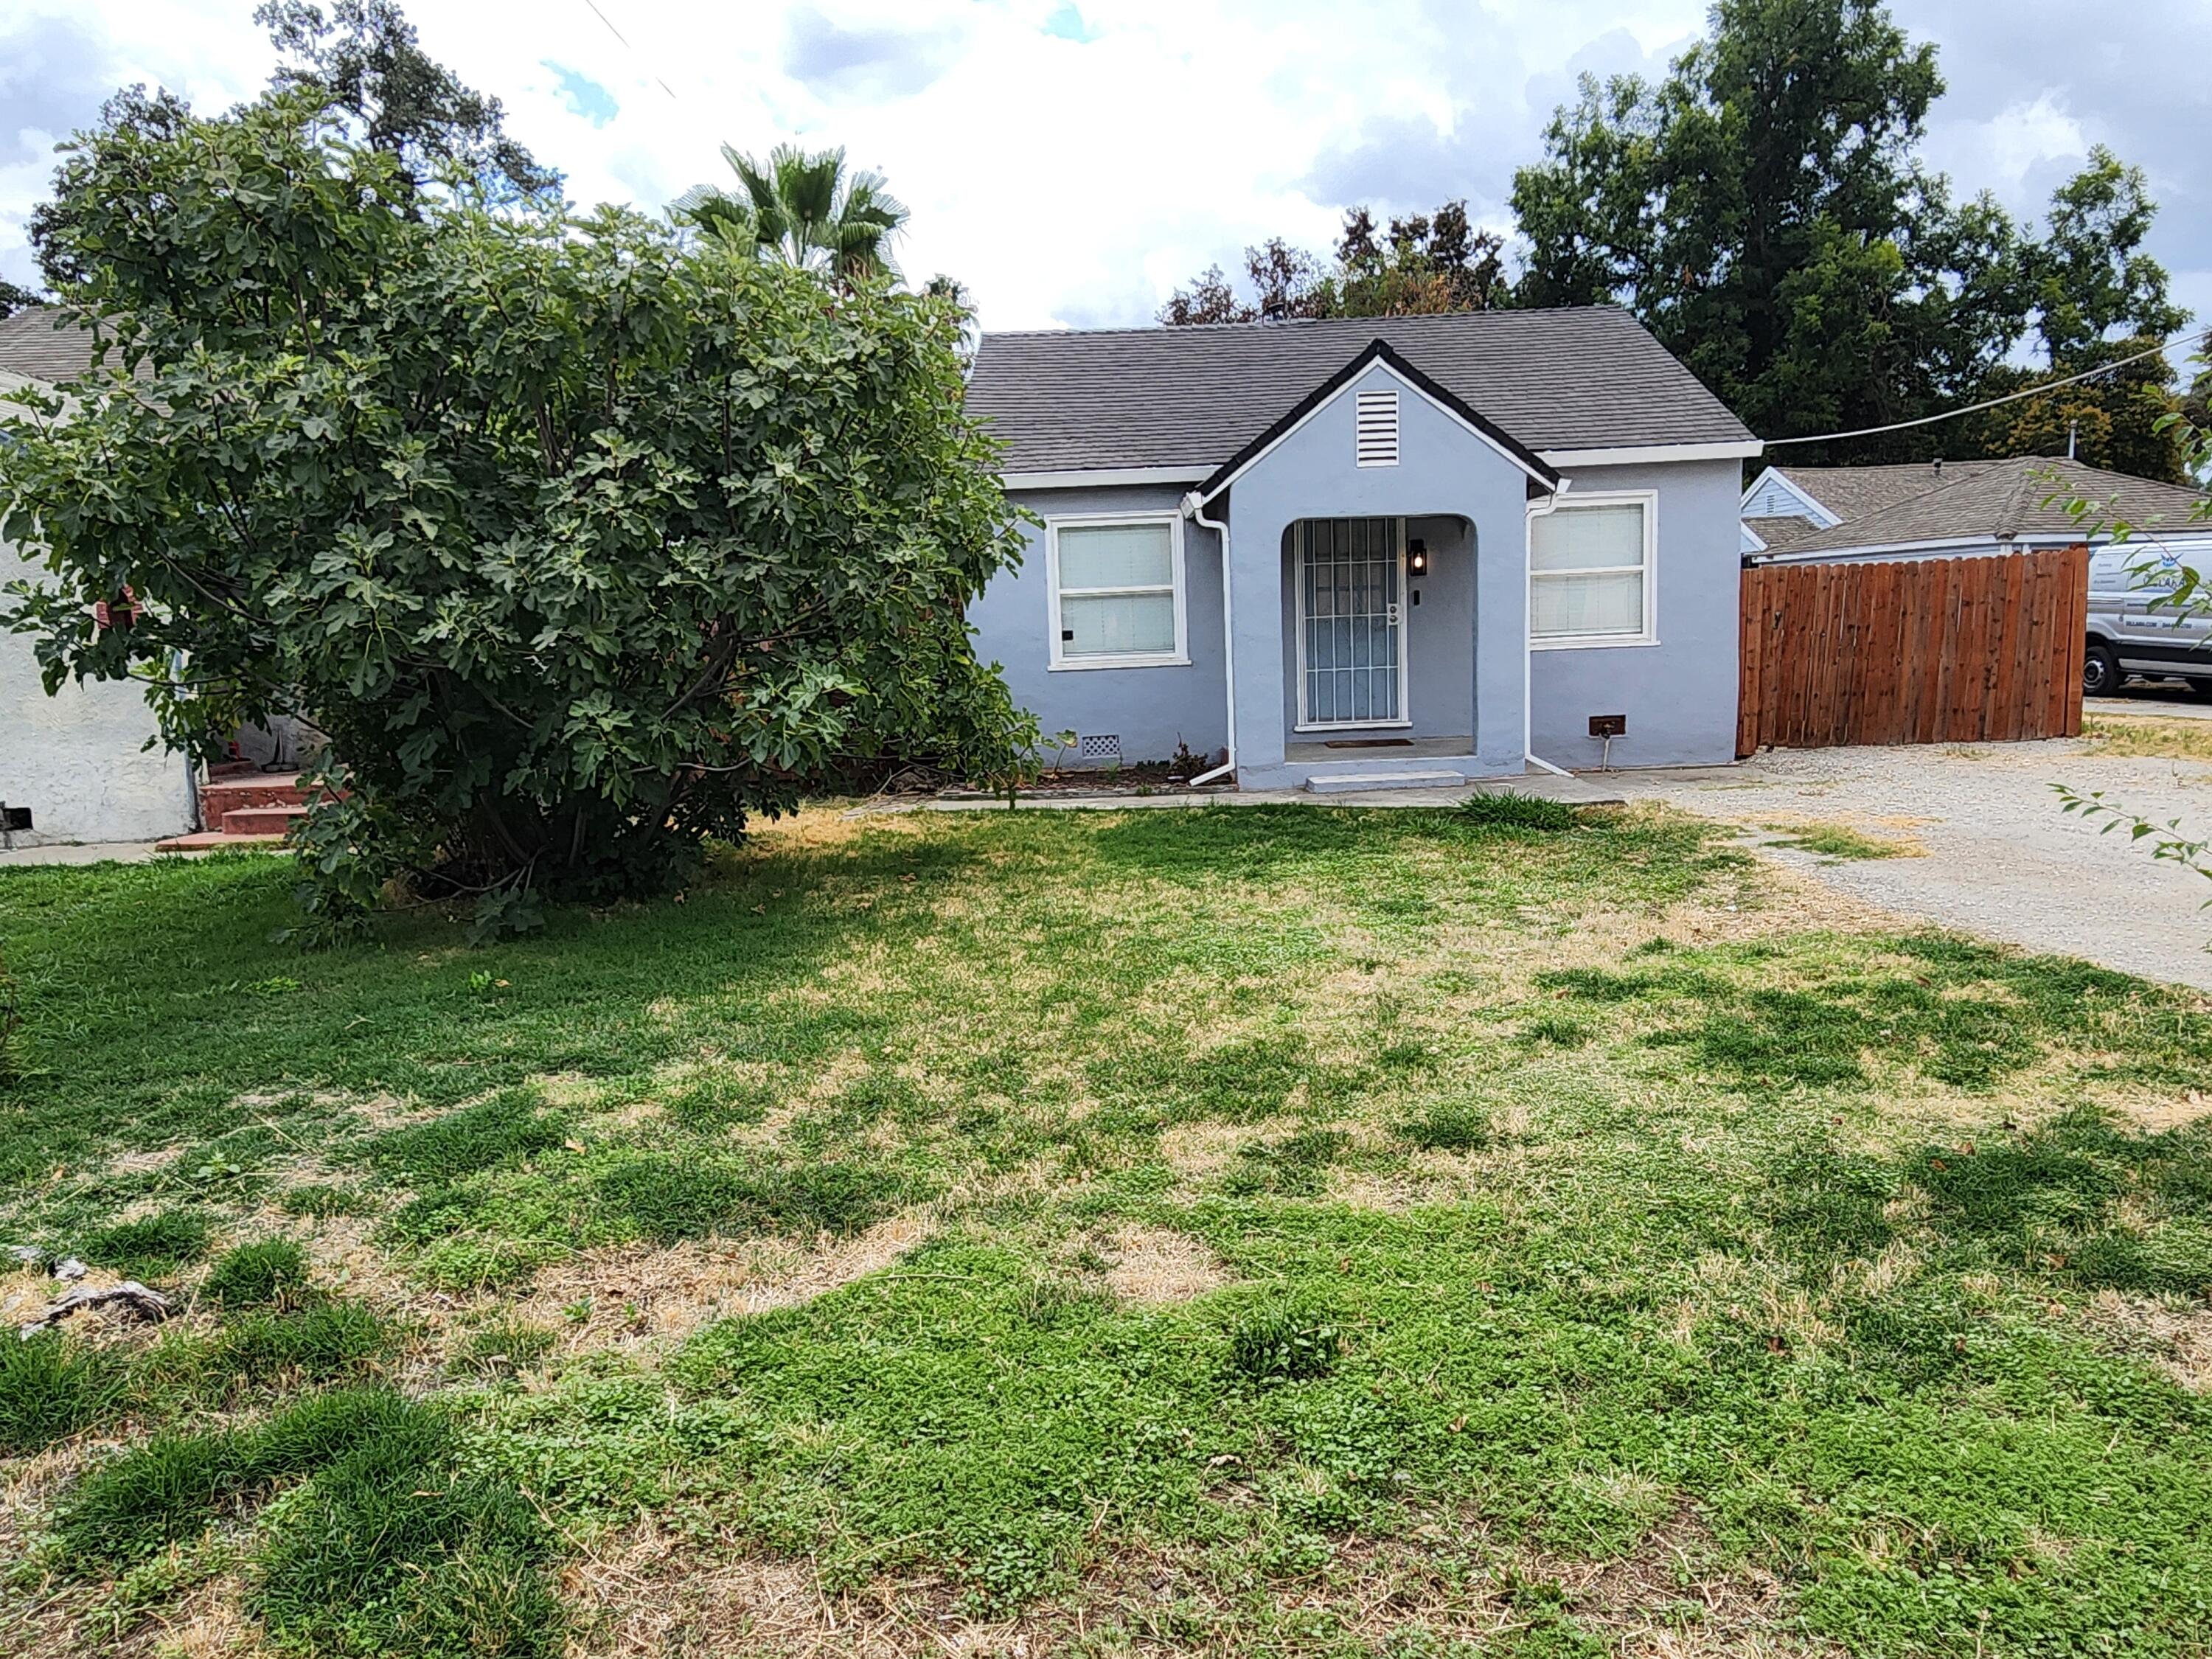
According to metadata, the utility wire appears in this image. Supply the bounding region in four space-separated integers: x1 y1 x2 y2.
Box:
578 0 678 100
1762 324 2212 449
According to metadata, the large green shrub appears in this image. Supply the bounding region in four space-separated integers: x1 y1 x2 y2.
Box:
2 95 1029 932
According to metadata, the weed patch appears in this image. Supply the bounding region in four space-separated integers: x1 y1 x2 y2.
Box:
366 1089 568 1185
252 1405 563 1658
202 1238 310 1309
79 1208 211 1279
595 1153 902 1245
0 1331 123 1454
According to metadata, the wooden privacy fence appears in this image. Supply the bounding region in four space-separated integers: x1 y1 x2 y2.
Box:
1737 545 2087 756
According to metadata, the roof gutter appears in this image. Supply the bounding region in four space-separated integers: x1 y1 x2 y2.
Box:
1180 490 1236 787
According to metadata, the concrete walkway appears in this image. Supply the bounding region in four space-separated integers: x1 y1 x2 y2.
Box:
914 768 1627 813
0 840 164 867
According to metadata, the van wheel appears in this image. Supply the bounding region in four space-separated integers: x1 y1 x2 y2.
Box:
2081 641 2121 697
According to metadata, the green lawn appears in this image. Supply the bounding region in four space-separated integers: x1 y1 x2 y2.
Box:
3 802 2211 1658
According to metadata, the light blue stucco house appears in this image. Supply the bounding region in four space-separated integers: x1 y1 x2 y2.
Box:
964 307 1762 790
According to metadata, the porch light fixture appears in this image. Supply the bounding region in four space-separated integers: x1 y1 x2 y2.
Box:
1408 538 1429 577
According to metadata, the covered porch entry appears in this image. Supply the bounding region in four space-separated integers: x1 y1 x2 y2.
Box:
1276 513 1481 790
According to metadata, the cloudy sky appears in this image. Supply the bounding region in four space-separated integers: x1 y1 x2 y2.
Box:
4 0 2208 341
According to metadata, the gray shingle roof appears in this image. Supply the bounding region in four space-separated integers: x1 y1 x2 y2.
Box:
968 307 1756 476
1775 456 2207 556
1742 515 1824 552
1773 461 2002 526
0 305 101 386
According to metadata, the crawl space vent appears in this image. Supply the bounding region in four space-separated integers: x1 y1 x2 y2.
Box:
1077 734 1123 764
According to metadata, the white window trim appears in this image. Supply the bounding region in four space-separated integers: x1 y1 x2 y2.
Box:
1294 517 1413 731
1528 489 1660 650
1044 510 1190 671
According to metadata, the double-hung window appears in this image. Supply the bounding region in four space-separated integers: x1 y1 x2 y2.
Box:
1530 493 1656 645
1047 515 1186 669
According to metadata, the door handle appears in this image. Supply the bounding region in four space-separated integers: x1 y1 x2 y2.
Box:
1386 603 1400 625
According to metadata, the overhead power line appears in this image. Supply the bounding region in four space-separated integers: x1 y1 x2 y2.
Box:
1762 325 2211 450
578 0 678 100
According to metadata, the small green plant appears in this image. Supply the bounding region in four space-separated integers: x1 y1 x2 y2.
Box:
0 1332 124 1455
1461 792 1579 831
279 1183 375 1218
1225 1306 1343 1384
1400 1103 1492 1152
1521 1015 1593 1046
202 1238 310 1309
1223 1129 1346 1197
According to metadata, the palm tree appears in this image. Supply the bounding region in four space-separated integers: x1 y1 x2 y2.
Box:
674 143 908 282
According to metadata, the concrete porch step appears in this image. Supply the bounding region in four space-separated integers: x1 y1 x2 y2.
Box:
1303 769 1469 794
201 770 313 817
218 803 313 837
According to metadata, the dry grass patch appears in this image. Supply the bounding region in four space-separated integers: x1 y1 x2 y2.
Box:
2081 1290 2212 1392
1099 1225 1230 1305
2081 714 2212 762
501 1213 931 1356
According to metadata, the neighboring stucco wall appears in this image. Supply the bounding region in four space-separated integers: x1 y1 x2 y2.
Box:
1530 456 1744 771
970 482 1228 765
1223 361 1534 787
1275 512 1474 742
1 526 195 846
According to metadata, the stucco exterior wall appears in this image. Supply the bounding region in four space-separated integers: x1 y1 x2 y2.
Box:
1 529 195 846
972 482 1228 765
1529 456 1744 771
1222 361 1534 787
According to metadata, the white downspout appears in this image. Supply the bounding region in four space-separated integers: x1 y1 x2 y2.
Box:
1182 490 1236 787
1524 479 1574 777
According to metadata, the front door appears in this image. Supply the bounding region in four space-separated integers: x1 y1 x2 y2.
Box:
1297 517 1407 728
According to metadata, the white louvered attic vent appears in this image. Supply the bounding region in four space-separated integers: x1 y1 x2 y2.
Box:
1077 734 1122 763
1355 390 1399 467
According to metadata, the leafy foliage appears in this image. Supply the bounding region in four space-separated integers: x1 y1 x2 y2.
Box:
1511 0 2190 466
1161 201 1509 324
675 142 909 282
255 0 557 195
3 96 1028 932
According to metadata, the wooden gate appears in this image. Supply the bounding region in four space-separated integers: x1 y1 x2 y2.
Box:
1736 546 2087 756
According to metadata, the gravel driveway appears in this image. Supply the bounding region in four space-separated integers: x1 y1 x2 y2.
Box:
1606 737 2212 991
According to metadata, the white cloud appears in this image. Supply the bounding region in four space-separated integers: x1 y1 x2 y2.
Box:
2 0 2208 335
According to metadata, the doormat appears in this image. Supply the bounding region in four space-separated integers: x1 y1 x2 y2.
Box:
1322 737 1415 748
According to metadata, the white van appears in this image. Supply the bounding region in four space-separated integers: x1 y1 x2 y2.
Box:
2084 538 2212 696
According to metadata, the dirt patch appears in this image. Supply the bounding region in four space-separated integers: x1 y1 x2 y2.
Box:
1516 1508 1832 1658
1101 1225 1231 1304
499 1214 930 1355
565 1509 1829 1659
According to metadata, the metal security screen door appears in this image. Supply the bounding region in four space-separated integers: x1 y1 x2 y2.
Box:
1298 518 1408 728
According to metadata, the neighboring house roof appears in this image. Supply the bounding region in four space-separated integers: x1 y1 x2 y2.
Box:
0 305 101 386
1741 515 1825 552
1767 461 2001 526
968 307 1758 479
1773 456 2208 558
